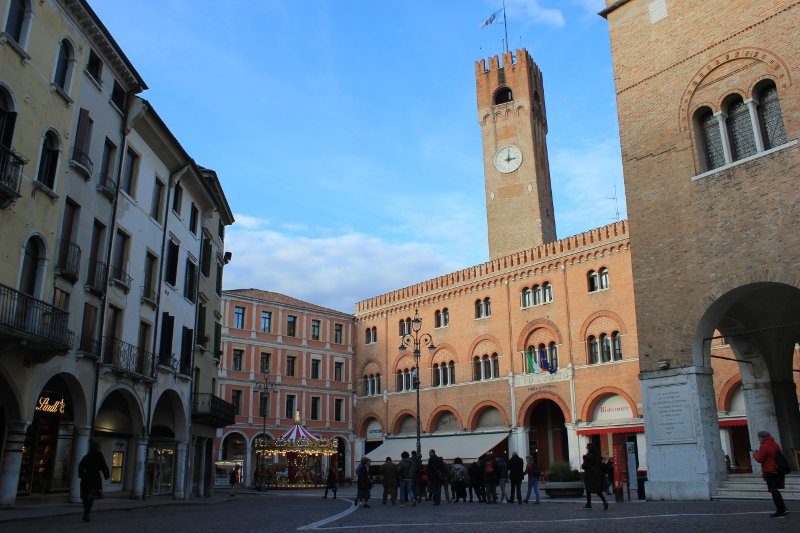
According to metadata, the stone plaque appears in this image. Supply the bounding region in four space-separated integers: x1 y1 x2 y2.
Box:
649 383 696 444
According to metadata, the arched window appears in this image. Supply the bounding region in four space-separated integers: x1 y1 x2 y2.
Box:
521 287 531 308
587 270 599 292
491 353 499 378
696 107 725 171
482 354 491 379
398 319 405 336
396 371 403 392
532 285 542 305
20 236 44 296
441 363 449 386
542 282 553 303
36 130 59 189
405 318 411 335
757 82 787 149
442 308 449 327
475 299 483 318
363 376 369 396
54 39 75 92
432 363 440 387
435 310 442 328
494 86 513 105
600 333 612 363
588 336 599 365
365 329 371 344
372 326 377 343
448 361 456 385
5 0 30 44
484 297 492 317
472 356 481 381
375 373 381 393
612 332 622 361
726 96 757 161
404 369 412 391
598 268 609 290
549 342 559 370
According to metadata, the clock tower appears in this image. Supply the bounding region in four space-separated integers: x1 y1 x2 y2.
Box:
476 48 556 260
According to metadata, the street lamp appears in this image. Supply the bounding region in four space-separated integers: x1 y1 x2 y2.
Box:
254 369 276 490
398 309 436 457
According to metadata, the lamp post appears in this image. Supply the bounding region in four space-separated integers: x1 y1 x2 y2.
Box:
398 309 436 458
254 369 276 490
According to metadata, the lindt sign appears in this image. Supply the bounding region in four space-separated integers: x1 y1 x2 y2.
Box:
36 396 66 415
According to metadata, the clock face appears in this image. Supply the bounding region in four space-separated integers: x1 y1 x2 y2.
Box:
494 145 523 173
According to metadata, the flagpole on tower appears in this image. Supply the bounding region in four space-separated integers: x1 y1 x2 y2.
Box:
503 0 509 53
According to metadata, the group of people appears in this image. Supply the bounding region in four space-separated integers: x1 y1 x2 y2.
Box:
347 449 543 508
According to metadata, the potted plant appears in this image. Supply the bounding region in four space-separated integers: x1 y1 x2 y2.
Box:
543 461 584 498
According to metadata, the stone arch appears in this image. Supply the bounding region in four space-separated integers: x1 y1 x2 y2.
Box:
150 388 188 442
356 413 383 437
391 409 418 435
718 375 743 411
248 431 276 448
516 391 572 426
96 385 146 436
516 318 563 352
580 387 639 421
578 310 628 341
679 47 792 131
467 401 509 430
467 334 502 357
427 405 463 433
358 357 381 376
29 370 89 426
0 367 22 420
426 342 457 367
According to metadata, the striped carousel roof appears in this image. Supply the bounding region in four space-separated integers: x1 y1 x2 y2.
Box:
280 423 318 442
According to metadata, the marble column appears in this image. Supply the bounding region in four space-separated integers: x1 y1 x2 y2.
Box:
131 437 148 499
0 420 28 508
564 423 581 470
195 438 206 497
509 427 528 459
69 425 91 503
173 442 187 499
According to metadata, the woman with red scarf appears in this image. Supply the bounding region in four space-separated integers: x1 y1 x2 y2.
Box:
753 430 789 518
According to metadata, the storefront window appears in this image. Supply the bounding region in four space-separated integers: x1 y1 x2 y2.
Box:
111 451 124 483
146 447 175 495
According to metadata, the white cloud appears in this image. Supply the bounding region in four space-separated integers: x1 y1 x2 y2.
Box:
506 0 566 28
232 214 270 230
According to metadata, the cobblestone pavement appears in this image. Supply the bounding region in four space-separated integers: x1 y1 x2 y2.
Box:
4 490 797 532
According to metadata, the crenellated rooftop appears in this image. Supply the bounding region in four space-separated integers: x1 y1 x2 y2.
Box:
355 220 628 315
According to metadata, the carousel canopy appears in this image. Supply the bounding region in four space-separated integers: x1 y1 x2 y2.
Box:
260 411 338 456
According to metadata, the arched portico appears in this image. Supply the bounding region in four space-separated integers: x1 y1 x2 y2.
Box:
518 394 569 471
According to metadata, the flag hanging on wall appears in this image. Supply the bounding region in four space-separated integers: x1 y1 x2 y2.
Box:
480 9 504 28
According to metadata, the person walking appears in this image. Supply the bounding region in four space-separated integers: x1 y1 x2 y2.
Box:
411 450 424 503
508 451 524 504
581 443 608 510
451 457 468 503
753 430 789 518
355 457 372 508
381 456 398 504
497 454 509 502
397 451 417 506
78 440 110 522
523 455 541 504
229 464 240 496
427 449 446 505
323 467 337 499
481 452 499 503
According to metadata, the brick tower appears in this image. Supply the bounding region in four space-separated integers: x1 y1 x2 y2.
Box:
476 48 556 260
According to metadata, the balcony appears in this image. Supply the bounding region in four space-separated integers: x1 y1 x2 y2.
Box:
0 144 25 208
86 260 108 295
102 337 154 380
0 283 73 355
77 335 100 358
192 393 235 428
108 263 132 292
141 285 158 307
70 147 93 178
96 172 117 200
55 240 81 282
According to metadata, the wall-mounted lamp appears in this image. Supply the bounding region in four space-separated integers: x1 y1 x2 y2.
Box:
657 360 671 370
223 251 232 264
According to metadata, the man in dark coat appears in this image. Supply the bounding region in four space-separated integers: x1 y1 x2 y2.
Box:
355 457 372 507
323 467 337 499
78 440 110 522
480 452 499 503
381 456 398 504
427 449 446 505
581 443 608 510
507 451 524 504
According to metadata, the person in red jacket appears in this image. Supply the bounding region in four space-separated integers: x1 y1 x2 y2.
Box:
753 430 789 518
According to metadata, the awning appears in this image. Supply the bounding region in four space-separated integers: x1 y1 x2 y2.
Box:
576 425 645 436
365 432 508 463
719 418 748 427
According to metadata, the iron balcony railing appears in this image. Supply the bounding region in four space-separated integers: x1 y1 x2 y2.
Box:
78 335 100 358
102 336 154 380
192 393 235 428
97 171 117 199
108 263 132 291
70 146 94 176
55 240 81 282
0 144 24 206
86 259 108 295
0 283 72 351
141 285 159 305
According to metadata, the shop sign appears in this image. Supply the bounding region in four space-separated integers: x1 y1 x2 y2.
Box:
36 396 66 415
593 395 632 421
366 420 383 441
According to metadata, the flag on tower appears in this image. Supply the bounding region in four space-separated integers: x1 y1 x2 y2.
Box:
480 9 504 28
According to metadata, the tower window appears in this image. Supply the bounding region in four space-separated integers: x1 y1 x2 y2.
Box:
493 87 513 105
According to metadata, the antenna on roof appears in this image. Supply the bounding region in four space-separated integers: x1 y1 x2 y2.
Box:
606 182 621 222
503 0 509 53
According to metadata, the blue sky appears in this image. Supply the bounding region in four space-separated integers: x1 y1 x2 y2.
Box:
90 0 625 313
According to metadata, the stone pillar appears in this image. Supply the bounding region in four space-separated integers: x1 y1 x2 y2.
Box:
196 438 206 497
353 436 364 469
742 381 780 475
745 99 765 152
131 437 148 499
69 425 91 503
719 428 732 467
715 112 732 165
0 420 28 508
635 432 648 470
640 366 725 500
509 427 527 459
173 442 187 499
564 423 581 470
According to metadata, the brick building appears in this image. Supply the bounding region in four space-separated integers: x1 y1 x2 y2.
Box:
215 289 354 486
601 0 800 498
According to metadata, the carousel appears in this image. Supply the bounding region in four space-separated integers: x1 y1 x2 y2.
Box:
257 411 337 489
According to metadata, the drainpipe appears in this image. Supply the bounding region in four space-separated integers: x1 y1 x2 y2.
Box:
562 264 578 466
505 280 517 431
89 90 134 438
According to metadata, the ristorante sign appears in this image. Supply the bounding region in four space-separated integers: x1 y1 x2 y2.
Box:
36 396 66 415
